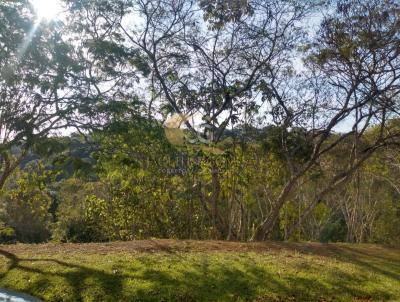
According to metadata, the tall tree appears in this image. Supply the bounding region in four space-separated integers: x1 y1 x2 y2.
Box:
65 0 400 240
66 0 316 238
253 0 400 240
67 0 313 142
0 1 79 189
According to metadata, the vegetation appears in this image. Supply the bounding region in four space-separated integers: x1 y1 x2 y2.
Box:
0 240 399 302
0 0 399 244
1 121 399 244
0 0 399 300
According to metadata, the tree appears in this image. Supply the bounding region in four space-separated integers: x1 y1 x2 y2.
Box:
66 0 314 141
0 1 80 189
0 162 54 243
66 0 317 239
252 0 400 240
0 0 137 190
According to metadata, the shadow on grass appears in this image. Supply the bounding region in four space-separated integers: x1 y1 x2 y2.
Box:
262 242 400 283
0 243 398 302
0 249 124 301
298 244 400 282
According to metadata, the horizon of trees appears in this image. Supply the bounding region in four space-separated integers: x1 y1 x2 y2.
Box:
0 0 399 244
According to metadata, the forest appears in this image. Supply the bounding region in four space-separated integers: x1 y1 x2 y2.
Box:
1 0 400 246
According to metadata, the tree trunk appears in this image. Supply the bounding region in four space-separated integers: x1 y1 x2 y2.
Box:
252 177 298 241
210 159 224 239
0 151 27 191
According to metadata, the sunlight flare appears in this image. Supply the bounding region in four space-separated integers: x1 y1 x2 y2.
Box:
31 0 62 21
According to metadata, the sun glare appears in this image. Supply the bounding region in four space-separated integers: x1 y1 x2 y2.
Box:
31 0 62 21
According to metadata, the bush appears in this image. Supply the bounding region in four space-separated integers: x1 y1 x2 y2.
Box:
319 219 346 243
55 216 107 243
0 223 16 244
53 178 109 242
0 168 53 243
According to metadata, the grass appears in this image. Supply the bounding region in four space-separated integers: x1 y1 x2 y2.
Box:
0 240 399 301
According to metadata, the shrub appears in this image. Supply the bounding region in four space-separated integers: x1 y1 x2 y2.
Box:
0 222 16 244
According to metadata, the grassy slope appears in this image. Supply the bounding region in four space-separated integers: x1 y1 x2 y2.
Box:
0 240 399 302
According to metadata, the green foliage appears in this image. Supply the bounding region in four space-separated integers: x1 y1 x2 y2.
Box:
1 0 400 246
5 121 395 244
0 222 16 243
319 219 347 243
200 0 254 29
262 126 313 164
0 163 54 243
0 119 398 245
52 178 106 242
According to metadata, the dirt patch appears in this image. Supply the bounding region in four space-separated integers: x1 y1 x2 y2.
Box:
0 240 398 259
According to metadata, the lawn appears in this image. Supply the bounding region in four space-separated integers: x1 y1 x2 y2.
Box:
0 240 399 301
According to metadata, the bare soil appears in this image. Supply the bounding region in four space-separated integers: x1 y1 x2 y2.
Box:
0 239 398 258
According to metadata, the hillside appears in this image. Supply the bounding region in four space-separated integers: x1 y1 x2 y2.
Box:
0 240 399 302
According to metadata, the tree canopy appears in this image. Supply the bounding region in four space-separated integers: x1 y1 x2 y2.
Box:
0 0 399 243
